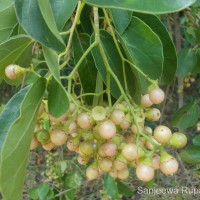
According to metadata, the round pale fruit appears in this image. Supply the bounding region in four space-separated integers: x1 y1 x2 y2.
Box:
92 106 106 121
117 168 129 180
141 94 153 107
145 108 161 121
42 142 56 151
77 112 93 129
109 170 118 178
122 144 142 161
50 129 67 146
68 121 77 134
153 125 172 144
77 155 90 165
110 109 125 125
103 142 118 157
86 167 99 180
99 158 113 172
160 158 178 175
98 120 116 139
151 155 160 170
68 102 77 113
136 163 155 182
5 64 25 79
114 160 127 171
148 88 165 104
67 140 79 151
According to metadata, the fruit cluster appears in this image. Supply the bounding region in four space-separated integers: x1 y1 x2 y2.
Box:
30 87 187 182
184 73 196 88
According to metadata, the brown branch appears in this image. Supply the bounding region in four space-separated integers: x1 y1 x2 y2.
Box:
173 13 184 131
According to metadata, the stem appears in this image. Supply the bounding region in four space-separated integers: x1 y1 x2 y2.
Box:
94 11 143 136
94 7 112 108
98 43 112 108
54 188 74 198
59 57 70 70
166 15 173 38
67 91 90 112
29 69 41 77
20 74 27 90
109 68 143 137
58 1 83 61
111 95 124 111
103 9 128 92
59 30 70 36
173 13 184 132
102 8 157 88
66 41 98 80
76 91 106 99
124 59 157 86
93 7 100 42
68 79 72 94
184 9 198 28
102 9 123 58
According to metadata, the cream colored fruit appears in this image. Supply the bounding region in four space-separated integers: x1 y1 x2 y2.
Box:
50 129 67 145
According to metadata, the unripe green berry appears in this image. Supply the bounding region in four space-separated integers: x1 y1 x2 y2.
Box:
169 132 187 148
36 129 50 144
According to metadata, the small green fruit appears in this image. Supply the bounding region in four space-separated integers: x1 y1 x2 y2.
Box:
79 141 94 155
36 130 50 144
169 132 187 148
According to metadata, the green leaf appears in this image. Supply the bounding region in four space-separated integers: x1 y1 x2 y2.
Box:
116 180 133 197
65 189 76 200
110 9 132 35
28 186 39 200
193 51 200 74
121 16 163 80
64 171 82 189
104 174 120 199
43 45 60 83
83 0 195 14
177 49 197 76
195 26 200 43
48 77 69 118
72 33 97 105
0 87 30 151
0 35 33 79
15 0 65 51
192 135 200 146
91 30 138 100
0 0 13 12
0 5 18 43
37 183 50 200
171 103 199 129
28 183 50 200
192 0 200 7
79 6 93 35
132 13 177 85
50 0 78 30
0 78 46 200
180 145 200 164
